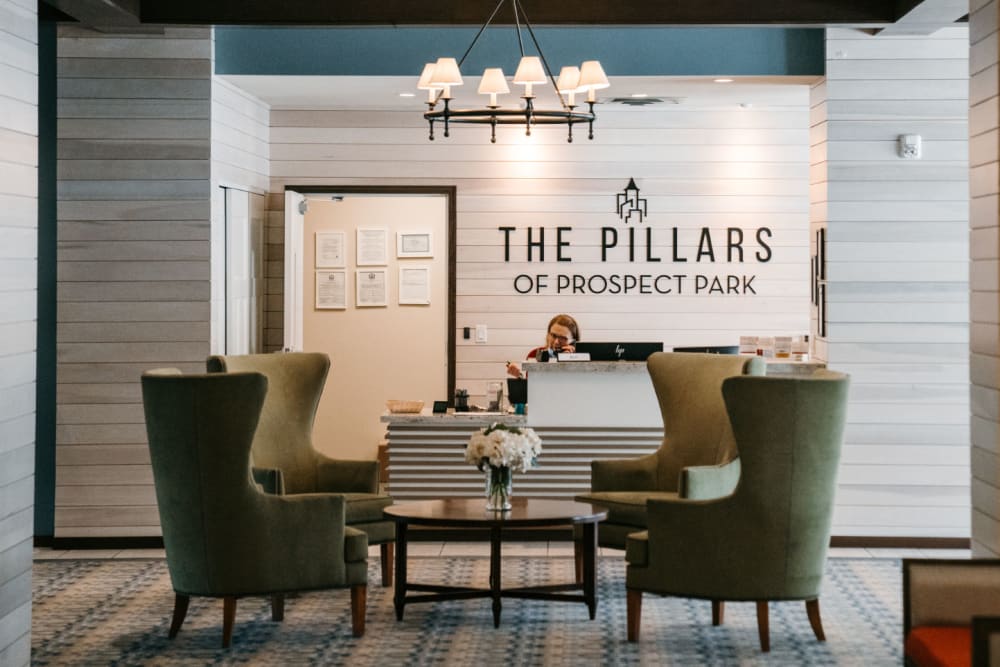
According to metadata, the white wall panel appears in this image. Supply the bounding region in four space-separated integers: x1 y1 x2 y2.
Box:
54 26 212 539
0 1 35 663
970 0 1000 559
813 28 970 540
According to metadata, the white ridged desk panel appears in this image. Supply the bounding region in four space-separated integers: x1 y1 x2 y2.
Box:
383 417 662 501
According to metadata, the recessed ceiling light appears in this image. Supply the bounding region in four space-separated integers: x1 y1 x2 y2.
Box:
630 93 648 98
714 78 734 83
399 92 415 97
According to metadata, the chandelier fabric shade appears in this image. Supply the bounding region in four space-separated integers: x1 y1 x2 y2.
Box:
478 68 511 107
578 60 610 102
418 0 609 144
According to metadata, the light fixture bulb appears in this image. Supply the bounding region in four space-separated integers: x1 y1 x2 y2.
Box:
416 63 443 103
478 68 510 107
714 78 734 83
514 56 546 97
578 60 609 103
429 57 463 98
556 66 582 106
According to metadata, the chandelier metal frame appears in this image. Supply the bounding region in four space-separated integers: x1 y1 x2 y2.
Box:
421 0 603 144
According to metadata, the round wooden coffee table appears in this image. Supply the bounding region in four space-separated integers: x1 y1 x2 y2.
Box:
384 497 607 627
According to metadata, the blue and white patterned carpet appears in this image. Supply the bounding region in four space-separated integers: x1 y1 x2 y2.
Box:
31 556 902 666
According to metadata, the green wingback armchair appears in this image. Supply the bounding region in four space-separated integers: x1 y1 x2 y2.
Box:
625 370 850 651
206 352 396 586
575 352 766 550
141 370 368 647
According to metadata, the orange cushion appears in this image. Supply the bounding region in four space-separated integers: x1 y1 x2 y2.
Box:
905 626 971 667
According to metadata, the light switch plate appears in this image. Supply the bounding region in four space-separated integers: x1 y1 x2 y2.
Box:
475 324 488 343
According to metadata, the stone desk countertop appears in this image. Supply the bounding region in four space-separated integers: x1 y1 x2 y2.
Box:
381 411 527 425
522 358 826 377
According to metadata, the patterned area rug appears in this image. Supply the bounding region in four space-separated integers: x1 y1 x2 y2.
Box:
32 556 902 666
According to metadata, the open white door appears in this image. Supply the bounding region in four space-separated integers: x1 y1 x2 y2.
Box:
223 187 265 354
283 190 305 351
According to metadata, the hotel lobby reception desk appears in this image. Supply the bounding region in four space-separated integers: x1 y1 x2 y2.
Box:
382 360 821 501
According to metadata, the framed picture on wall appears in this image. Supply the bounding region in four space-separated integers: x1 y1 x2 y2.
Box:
356 269 388 307
357 228 388 266
315 231 346 268
315 270 347 309
398 265 431 305
397 231 433 258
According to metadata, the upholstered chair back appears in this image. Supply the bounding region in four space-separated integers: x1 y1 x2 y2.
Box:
646 352 765 491
718 370 849 599
206 352 329 494
142 369 359 597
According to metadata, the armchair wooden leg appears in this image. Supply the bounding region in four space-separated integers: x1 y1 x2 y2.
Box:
806 599 825 641
712 600 724 626
168 593 189 639
271 593 285 622
627 588 642 642
351 584 367 637
381 543 394 588
222 596 237 648
574 539 583 584
756 601 770 652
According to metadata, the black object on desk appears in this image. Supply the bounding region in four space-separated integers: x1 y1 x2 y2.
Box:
506 378 527 405
573 341 663 361
432 400 448 414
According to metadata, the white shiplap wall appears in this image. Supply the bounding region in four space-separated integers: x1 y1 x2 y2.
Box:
0 1 36 663
812 27 970 538
55 26 212 537
209 65 270 353
265 95 813 389
969 0 1000 557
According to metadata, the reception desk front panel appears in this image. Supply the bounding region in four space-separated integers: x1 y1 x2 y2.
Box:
382 359 823 501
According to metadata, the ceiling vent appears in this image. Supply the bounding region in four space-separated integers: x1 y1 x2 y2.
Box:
609 97 682 106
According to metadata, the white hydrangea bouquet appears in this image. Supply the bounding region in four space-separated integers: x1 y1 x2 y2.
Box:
465 422 542 510
465 422 542 473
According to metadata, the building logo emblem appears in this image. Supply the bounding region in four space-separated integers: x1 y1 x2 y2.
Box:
616 178 647 223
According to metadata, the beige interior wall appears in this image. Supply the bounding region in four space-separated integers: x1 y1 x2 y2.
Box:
303 195 448 460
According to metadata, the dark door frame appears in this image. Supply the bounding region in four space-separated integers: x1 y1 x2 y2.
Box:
287 185 458 404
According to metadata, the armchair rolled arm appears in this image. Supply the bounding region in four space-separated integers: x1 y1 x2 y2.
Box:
316 455 380 493
591 453 658 492
679 457 740 500
252 466 285 495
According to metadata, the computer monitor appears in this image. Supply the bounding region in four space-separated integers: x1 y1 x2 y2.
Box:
671 345 740 355
573 342 664 362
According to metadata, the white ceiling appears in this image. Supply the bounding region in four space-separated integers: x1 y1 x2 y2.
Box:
219 74 820 110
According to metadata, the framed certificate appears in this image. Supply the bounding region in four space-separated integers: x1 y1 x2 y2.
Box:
315 270 347 309
315 231 346 268
356 269 388 307
398 265 431 305
357 228 388 266
397 231 433 258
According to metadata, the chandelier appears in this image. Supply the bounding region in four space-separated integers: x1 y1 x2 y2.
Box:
416 0 609 144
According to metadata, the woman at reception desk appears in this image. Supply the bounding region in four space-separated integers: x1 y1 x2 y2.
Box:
506 313 579 379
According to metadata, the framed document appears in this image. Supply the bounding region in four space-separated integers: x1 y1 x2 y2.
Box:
357 228 388 266
399 265 431 305
397 231 433 258
356 269 388 307
315 231 346 268
315 270 347 309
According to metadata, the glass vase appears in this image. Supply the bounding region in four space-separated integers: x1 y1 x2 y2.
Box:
485 464 512 511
